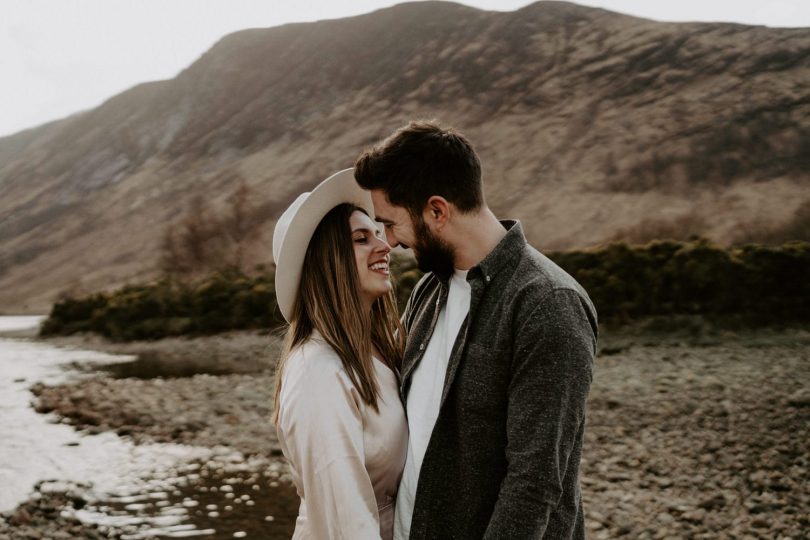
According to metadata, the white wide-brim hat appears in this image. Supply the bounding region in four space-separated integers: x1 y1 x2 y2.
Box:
272 168 374 323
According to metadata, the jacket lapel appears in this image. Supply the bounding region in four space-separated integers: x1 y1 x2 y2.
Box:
400 283 447 398
439 279 482 407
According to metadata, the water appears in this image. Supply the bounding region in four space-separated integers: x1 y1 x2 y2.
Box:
0 315 46 333
0 316 297 538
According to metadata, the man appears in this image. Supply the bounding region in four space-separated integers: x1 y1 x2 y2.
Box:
354 121 598 539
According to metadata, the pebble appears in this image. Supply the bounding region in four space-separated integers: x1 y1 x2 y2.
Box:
786 388 810 407
8 331 806 539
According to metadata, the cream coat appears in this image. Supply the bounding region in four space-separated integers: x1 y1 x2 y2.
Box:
276 335 408 540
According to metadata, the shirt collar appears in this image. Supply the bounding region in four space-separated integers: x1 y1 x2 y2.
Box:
466 219 526 284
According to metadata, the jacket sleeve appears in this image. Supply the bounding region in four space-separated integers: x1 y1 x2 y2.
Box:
484 288 597 539
278 354 381 540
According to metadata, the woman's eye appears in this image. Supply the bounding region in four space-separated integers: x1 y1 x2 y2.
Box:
354 236 367 243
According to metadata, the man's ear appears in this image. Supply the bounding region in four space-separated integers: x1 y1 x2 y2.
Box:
424 196 450 228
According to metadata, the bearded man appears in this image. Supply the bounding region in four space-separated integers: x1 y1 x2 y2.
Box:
354 121 598 540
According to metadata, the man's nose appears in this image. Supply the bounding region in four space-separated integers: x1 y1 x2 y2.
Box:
383 230 398 248
373 235 392 254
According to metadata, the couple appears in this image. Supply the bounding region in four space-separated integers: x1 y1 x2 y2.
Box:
271 121 598 539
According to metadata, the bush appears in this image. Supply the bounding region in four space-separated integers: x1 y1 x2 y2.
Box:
550 239 809 325
41 271 284 341
41 239 809 340
40 293 109 336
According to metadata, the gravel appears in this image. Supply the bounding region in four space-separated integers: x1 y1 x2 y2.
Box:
3 329 809 538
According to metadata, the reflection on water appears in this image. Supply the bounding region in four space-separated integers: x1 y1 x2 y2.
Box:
0 320 298 538
68 452 298 539
0 336 144 512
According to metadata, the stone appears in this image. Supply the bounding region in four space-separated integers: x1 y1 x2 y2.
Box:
786 389 810 407
698 494 726 510
9 509 32 526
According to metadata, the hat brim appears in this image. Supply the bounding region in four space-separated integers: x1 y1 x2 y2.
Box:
272 168 374 323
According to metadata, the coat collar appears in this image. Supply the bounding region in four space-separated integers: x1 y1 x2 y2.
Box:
465 219 526 285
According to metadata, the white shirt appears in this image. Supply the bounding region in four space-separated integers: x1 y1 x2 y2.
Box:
394 269 471 540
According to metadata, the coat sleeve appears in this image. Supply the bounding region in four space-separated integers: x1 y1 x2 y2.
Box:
484 288 597 539
278 353 381 540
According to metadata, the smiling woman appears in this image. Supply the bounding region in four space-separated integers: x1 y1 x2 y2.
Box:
351 210 394 307
270 169 406 540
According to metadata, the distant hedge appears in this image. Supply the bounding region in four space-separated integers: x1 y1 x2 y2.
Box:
40 270 284 341
40 240 809 341
550 239 809 324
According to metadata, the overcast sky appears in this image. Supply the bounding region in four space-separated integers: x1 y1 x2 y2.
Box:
1 0 808 137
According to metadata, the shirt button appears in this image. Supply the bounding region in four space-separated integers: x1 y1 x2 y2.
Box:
485 275 491 283
419 343 425 351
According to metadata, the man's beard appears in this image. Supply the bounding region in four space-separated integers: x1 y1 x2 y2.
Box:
412 216 456 281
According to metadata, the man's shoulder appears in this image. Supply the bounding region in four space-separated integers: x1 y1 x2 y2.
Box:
511 243 591 303
508 244 599 343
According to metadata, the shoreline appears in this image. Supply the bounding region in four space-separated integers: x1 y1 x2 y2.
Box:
35 330 287 457
1 330 298 539
3 328 809 537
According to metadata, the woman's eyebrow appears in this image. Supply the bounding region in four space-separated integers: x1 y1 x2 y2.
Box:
352 226 383 237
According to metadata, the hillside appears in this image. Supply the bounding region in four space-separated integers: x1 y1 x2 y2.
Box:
0 1 808 312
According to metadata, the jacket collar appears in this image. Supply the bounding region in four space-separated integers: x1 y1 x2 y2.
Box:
466 219 526 285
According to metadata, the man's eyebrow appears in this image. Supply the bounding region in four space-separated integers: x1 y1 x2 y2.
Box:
374 216 394 224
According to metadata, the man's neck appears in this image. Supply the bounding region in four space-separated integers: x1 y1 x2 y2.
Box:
450 207 507 271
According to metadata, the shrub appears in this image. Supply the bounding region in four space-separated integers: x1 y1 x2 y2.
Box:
550 239 809 324
41 239 809 340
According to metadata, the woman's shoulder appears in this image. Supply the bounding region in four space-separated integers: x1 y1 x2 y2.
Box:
279 336 361 421
284 336 347 383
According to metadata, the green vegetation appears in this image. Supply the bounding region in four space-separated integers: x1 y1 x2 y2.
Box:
41 270 284 341
552 239 809 324
41 239 809 341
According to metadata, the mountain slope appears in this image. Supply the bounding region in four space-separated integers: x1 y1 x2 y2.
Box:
0 1 808 312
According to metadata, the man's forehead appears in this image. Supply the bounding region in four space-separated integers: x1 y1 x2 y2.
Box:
369 190 404 222
370 189 393 205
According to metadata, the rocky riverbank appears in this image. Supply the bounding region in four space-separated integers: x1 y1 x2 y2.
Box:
3 328 809 538
31 331 284 457
0 483 109 540
582 335 810 539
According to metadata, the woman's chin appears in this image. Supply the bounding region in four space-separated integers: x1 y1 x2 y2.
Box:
372 285 393 301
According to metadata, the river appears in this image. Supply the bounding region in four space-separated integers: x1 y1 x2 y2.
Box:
0 316 296 538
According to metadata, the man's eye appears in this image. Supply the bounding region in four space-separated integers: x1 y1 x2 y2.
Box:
385 223 394 229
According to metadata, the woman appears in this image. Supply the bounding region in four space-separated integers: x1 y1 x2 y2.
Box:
271 169 407 540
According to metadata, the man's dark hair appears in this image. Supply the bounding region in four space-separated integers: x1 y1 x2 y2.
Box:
354 121 483 216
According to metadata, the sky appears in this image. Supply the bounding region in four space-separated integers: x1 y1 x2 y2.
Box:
1 0 808 138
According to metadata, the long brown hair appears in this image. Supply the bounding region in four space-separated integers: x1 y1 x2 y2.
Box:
272 203 405 424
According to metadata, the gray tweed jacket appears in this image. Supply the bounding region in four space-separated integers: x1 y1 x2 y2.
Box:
400 220 597 539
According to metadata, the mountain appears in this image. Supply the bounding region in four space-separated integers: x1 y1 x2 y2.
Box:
1 1 808 313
